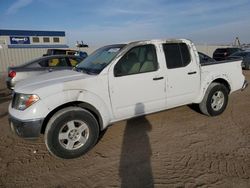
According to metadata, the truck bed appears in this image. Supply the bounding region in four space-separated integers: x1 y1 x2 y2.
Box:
200 58 244 93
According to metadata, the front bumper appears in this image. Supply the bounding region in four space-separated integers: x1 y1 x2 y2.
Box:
9 115 44 139
241 80 248 91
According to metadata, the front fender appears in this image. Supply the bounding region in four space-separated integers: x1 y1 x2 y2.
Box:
41 90 112 129
77 90 113 129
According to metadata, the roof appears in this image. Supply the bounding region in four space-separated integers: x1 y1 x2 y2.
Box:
124 39 192 48
0 29 65 37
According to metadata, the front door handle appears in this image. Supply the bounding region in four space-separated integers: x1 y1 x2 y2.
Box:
153 77 164 81
188 71 197 75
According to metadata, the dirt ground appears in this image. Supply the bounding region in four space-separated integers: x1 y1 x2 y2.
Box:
0 71 250 188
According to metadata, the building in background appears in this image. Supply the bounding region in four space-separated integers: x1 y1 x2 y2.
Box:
0 29 69 72
0 29 68 49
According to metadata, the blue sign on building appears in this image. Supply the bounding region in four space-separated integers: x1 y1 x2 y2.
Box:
10 36 30 44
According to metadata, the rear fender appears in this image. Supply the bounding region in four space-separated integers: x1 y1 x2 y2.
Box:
194 73 232 103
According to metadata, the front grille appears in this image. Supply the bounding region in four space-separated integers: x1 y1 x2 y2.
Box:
11 93 20 109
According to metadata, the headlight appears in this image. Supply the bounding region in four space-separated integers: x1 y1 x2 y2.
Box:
12 93 40 111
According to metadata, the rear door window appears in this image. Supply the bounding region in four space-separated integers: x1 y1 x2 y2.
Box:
163 43 191 69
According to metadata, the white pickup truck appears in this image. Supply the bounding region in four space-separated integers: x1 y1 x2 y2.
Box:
9 39 248 159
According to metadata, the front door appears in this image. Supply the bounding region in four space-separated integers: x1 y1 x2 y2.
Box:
109 44 166 120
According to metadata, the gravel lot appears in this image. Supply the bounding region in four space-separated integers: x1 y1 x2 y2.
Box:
0 71 250 188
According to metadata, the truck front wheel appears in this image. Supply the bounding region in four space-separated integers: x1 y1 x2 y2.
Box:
45 107 99 159
199 83 229 116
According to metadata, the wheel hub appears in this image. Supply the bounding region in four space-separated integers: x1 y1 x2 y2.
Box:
68 129 81 141
211 91 225 111
58 120 89 150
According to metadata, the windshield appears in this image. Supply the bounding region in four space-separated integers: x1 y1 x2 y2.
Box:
76 44 126 74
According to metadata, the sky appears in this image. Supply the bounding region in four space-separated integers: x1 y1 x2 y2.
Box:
0 0 250 47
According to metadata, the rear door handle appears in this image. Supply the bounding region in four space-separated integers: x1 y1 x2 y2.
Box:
153 77 164 81
188 71 197 75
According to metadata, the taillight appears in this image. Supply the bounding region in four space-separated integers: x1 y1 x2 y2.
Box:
8 70 16 78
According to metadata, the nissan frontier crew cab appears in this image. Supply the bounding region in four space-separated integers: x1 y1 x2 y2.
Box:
9 39 248 159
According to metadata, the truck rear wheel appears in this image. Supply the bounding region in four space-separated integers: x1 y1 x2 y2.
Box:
45 107 99 159
199 83 229 116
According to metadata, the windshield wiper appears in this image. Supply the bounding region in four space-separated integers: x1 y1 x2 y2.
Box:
74 67 88 74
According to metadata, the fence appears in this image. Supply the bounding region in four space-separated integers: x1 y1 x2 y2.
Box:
0 48 47 73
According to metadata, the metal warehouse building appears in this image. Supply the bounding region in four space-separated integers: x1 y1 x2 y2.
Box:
0 29 69 72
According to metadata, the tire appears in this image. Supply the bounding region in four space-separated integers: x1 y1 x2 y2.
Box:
45 107 99 159
199 83 229 116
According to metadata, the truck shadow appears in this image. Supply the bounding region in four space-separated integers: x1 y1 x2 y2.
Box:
119 103 154 188
188 104 203 115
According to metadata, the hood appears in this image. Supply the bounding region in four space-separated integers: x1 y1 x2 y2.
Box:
14 70 93 94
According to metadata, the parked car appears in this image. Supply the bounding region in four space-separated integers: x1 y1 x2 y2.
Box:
6 55 84 90
45 48 88 58
198 52 216 65
9 39 247 159
228 51 250 70
213 47 242 61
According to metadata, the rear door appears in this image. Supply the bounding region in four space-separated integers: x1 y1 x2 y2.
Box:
162 42 200 108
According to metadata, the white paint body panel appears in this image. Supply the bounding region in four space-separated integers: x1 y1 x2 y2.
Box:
9 39 246 130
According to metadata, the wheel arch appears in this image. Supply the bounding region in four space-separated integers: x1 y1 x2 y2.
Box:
41 101 104 134
194 74 232 104
211 78 231 93
198 81 229 116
